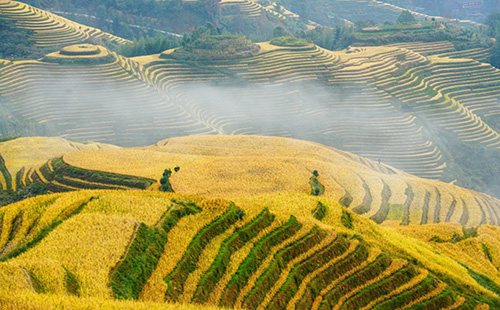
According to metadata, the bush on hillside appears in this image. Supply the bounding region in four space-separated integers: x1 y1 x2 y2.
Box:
164 34 260 61
397 10 416 24
309 170 324 196
299 25 355 51
118 35 181 57
270 36 310 47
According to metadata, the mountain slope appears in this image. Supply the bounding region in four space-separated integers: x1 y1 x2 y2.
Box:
0 0 129 47
0 189 498 309
3 41 500 194
12 135 500 228
0 136 118 191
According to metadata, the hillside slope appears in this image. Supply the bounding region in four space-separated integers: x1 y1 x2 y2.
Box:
0 136 118 192
0 189 498 309
0 0 128 47
13 135 500 229
3 42 500 194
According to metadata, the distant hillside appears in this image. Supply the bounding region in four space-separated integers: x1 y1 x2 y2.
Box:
17 0 217 38
0 189 499 309
0 0 129 48
275 0 485 27
379 0 499 23
14 0 307 42
3 41 500 196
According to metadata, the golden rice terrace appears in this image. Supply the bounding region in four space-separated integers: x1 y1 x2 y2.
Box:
3 1 500 309
8 135 500 229
0 0 128 47
1 189 499 309
1 37 500 186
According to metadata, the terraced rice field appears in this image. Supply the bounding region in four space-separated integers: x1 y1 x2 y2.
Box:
220 0 286 20
142 44 447 179
0 45 207 147
0 1 128 47
0 137 118 191
385 222 500 286
0 190 494 309
374 54 500 147
340 0 482 27
387 42 492 62
17 135 500 228
3 41 500 182
436 47 493 63
331 46 500 154
386 41 456 56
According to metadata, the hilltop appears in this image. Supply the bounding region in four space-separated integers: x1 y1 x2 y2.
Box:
0 136 117 192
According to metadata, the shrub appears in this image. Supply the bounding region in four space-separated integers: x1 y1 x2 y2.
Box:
164 34 260 61
160 169 173 192
270 36 310 47
312 201 327 220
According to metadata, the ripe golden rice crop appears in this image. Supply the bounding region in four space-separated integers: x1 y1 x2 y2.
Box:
257 232 338 309
286 239 360 309
0 290 227 310
0 188 495 308
81 191 171 226
0 194 59 252
140 208 226 302
391 222 500 284
13 213 136 298
387 222 463 242
179 226 238 303
331 259 408 310
208 217 286 304
311 248 382 310
13 258 67 294
478 225 500 271
233 222 314 308
395 282 447 310
375 225 492 296
59 134 500 229
0 137 117 190
360 268 429 310
0 263 32 293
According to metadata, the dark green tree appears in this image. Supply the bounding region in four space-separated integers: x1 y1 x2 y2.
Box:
397 10 416 24
309 170 324 196
355 19 376 29
273 26 288 38
96 5 108 29
489 40 500 69
486 12 500 37
160 168 174 192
